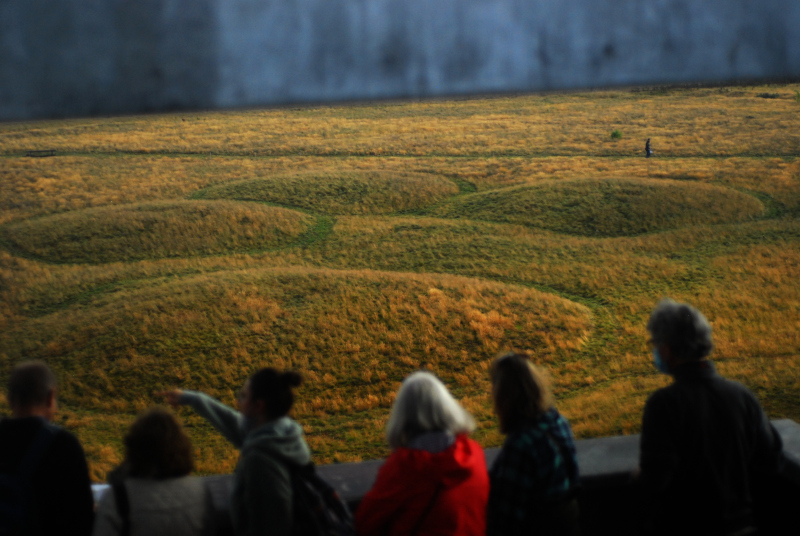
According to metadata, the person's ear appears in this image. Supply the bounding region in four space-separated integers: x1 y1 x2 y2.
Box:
46 388 56 408
44 388 58 420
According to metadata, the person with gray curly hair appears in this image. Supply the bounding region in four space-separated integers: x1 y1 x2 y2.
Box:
639 299 784 536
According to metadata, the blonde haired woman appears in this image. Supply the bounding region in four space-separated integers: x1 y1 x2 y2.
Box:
487 353 581 536
355 371 489 536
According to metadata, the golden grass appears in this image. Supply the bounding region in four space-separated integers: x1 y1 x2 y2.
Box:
0 266 591 474
1 83 799 480
428 178 764 236
2 156 797 227
1 267 591 407
1 85 798 157
0 201 313 263
692 244 800 361
193 170 459 215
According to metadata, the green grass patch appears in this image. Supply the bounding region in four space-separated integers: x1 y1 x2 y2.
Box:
427 178 765 237
0 200 312 263
192 171 459 215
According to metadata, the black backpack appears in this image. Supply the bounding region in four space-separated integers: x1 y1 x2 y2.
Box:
0 422 58 536
290 463 355 536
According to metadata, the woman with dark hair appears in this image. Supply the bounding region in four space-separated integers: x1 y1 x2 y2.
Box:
158 368 310 536
93 408 212 536
487 353 580 536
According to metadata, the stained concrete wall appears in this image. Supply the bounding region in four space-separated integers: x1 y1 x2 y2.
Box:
2 0 800 121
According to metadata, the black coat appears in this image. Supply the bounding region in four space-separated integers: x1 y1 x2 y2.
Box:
0 416 95 536
639 360 784 535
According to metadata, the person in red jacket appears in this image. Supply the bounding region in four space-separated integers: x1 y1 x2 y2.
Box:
355 371 489 536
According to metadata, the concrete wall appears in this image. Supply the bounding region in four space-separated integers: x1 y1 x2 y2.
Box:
3 0 800 121
92 419 800 535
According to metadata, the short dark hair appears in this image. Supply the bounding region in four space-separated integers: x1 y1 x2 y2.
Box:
125 408 194 479
249 368 302 419
7 361 57 409
647 298 713 361
491 353 554 434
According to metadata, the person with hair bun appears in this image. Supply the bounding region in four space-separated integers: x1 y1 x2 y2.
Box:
158 368 310 536
487 353 580 536
93 408 213 536
355 371 489 536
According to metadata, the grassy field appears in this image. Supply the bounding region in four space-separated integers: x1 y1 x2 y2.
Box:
1 84 799 481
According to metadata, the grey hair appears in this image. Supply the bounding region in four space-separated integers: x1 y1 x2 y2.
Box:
647 298 713 361
386 371 476 449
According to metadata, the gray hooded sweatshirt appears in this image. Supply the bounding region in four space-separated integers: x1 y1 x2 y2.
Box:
179 391 311 536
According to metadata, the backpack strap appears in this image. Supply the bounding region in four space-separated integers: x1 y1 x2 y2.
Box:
112 481 131 536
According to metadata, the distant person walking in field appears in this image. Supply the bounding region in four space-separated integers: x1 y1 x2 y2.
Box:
638 299 784 536
487 353 580 536
158 368 310 536
0 361 95 536
355 371 489 536
645 138 653 157
93 408 214 536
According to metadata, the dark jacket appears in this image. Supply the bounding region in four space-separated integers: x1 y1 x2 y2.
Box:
0 416 95 536
639 360 784 535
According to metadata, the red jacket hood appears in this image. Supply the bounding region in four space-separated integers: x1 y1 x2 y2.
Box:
390 434 485 488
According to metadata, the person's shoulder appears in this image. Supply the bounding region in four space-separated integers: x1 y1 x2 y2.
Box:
238 443 295 480
127 476 208 505
714 374 754 394
37 425 91 481
245 421 312 467
458 434 484 452
0 419 81 455
714 375 767 410
504 426 548 454
49 425 87 456
0 415 43 437
644 383 676 406
546 408 574 429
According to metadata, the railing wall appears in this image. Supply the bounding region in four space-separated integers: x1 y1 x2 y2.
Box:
91 419 800 535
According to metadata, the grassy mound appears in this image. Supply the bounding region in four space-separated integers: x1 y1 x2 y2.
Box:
0 201 313 263
0 267 591 469
193 171 459 215
429 178 765 236
3 84 800 480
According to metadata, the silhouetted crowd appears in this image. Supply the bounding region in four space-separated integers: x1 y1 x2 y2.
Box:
0 299 786 536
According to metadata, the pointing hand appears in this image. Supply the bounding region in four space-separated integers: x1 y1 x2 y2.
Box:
155 389 183 408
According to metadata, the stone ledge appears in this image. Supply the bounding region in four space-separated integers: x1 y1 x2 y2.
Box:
91 419 800 535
